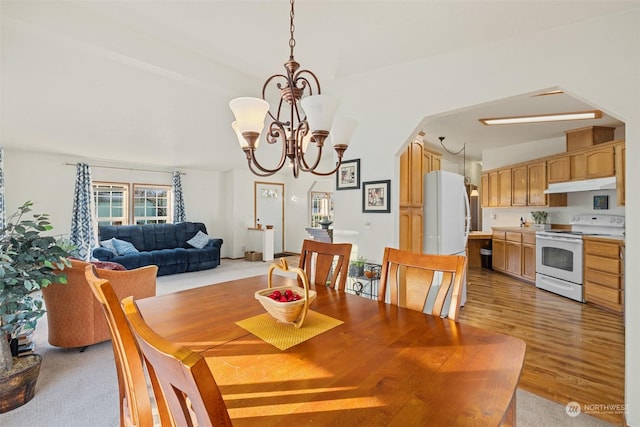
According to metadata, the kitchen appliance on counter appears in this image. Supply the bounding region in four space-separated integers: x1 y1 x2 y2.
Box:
535 214 625 302
423 170 471 310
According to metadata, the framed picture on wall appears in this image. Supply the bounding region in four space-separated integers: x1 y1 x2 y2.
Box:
336 159 360 190
362 180 391 213
593 195 609 210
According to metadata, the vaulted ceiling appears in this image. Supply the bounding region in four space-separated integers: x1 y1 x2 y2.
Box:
1 1 634 170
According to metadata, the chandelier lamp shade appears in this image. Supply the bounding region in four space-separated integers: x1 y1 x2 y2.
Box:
229 0 357 178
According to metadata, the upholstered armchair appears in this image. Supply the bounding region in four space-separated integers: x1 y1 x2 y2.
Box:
42 259 157 349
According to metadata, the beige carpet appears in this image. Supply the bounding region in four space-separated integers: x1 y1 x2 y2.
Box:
0 258 616 426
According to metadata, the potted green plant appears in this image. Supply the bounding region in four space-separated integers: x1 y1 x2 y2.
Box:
0 201 73 412
531 211 550 230
349 256 367 277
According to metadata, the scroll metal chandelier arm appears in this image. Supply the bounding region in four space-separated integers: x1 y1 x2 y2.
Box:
244 122 289 176
229 0 356 178
301 146 347 177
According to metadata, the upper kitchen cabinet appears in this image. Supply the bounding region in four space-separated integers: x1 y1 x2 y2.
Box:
481 160 566 208
547 156 570 183
498 169 512 207
565 126 615 151
546 139 620 183
511 165 527 206
481 174 490 207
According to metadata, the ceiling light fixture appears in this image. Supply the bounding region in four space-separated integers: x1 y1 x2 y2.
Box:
229 0 356 178
479 110 602 126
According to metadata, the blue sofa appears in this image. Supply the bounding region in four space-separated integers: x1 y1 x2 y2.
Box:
92 222 223 276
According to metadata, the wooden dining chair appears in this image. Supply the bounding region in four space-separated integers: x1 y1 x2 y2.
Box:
122 296 233 427
298 239 353 291
84 266 172 427
377 247 467 321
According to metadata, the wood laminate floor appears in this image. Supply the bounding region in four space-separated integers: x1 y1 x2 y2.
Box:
459 267 625 426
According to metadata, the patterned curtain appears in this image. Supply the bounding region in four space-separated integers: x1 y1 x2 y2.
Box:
0 146 5 230
70 163 98 261
172 171 186 223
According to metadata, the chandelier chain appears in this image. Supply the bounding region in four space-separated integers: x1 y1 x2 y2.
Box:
289 0 296 59
230 0 353 178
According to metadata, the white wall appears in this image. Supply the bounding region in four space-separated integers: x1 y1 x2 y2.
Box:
3 147 232 255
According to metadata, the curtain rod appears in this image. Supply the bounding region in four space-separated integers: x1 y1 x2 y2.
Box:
65 162 185 175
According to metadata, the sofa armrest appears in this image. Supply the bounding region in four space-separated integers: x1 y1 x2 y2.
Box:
206 238 223 250
93 247 115 261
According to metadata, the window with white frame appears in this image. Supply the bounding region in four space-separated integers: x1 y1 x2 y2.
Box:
133 184 172 224
93 182 129 226
92 182 173 225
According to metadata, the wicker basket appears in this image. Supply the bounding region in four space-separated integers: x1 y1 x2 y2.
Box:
255 258 316 328
255 286 317 324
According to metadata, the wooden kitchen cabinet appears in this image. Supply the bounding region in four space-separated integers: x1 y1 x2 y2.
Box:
511 165 527 206
498 169 512 207
522 233 537 281
399 207 423 254
579 145 615 179
615 143 625 206
492 231 506 272
505 232 522 276
526 161 567 207
547 140 620 184
584 237 624 314
482 161 565 208
492 228 536 284
481 173 490 208
547 156 570 183
398 139 441 252
488 171 499 207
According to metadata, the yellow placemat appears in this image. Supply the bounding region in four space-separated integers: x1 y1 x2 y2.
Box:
236 310 343 351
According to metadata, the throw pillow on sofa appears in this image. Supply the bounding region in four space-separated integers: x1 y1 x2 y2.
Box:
100 238 118 254
112 238 140 255
91 260 127 271
187 230 211 249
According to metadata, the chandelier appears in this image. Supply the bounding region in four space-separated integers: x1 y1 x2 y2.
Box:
229 0 357 178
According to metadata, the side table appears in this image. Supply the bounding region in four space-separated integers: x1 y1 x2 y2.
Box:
347 263 381 300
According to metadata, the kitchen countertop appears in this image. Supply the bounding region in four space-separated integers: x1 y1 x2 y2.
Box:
468 231 493 239
491 226 538 234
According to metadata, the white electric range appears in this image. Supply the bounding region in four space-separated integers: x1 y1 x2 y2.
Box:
535 214 625 302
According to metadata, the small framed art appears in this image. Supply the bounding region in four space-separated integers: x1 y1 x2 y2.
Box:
593 195 609 210
336 159 360 190
362 180 391 213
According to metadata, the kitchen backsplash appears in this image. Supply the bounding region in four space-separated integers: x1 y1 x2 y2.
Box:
481 189 624 231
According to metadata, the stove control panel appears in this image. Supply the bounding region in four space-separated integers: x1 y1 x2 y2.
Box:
570 214 625 235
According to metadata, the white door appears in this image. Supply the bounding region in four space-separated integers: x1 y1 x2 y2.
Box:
255 182 284 254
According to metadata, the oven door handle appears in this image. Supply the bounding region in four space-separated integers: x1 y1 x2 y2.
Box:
536 235 584 244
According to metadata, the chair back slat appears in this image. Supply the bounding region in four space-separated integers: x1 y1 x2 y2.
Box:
122 297 233 427
298 239 352 291
378 247 467 321
84 266 172 427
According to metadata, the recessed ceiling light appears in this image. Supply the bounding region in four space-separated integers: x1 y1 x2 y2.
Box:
479 110 602 126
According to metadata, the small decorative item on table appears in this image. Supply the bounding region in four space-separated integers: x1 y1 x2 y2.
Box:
255 258 317 328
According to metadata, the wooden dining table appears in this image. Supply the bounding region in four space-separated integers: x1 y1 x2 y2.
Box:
136 274 526 426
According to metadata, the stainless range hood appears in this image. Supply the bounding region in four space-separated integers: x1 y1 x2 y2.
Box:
544 176 616 194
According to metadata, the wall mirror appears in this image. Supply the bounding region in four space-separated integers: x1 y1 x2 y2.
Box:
254 181 285 254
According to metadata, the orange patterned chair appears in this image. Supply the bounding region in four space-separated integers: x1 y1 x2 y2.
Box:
42 258 157 349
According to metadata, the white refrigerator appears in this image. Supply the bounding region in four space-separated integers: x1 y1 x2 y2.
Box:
423 170 470 310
